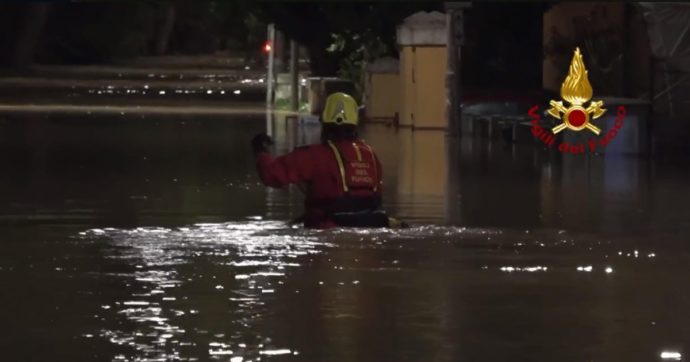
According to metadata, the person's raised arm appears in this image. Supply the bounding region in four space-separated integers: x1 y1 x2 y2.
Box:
251 133 314 188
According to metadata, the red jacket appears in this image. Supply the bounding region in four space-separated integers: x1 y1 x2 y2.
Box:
256 139 383 228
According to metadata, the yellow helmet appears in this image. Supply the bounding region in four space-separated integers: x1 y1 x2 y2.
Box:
322 92 359 126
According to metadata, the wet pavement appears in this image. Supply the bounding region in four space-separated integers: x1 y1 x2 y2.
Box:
2 73 690 361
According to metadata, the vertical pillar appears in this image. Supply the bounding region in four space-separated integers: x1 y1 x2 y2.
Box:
444 2 471 135
397 11 449 130
274 30 285 73
290 39 299 112
266 23 276 108
266 24 276 137
622 2 632 97
154 3 176 55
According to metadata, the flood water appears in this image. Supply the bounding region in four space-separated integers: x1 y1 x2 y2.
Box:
2 106 690 361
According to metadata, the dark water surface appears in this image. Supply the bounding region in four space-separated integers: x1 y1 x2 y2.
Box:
1 112 689 361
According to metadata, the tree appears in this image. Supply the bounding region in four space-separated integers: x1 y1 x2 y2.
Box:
252 2 443 76
153 3 176 55
12 3 51 68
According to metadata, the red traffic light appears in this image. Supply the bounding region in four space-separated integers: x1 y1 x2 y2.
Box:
263 41 272 53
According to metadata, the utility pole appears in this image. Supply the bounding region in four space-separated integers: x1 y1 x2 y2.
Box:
275 30 285 73
266 24 276 137
290 40 299 112
445 2 471 135
266 23 276 108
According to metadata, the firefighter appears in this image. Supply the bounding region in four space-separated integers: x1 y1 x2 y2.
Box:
251 92 405 228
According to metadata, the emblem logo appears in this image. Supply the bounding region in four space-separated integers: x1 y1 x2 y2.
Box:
547 47 606 135
528 47 627 155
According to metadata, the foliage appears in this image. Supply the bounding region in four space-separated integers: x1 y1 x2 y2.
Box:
326 30 390 103
1 1 442 70
5 1 265 65
253 2 442 77
273 98 309 112
543 5 624 95
37 2 159 63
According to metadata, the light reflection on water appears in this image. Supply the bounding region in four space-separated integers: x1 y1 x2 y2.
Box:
81 221 327 361
81 223 506 360
76 220 674 361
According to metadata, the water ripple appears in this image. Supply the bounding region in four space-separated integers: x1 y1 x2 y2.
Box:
81 220 325 361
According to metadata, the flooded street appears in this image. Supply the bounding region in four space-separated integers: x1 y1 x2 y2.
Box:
2 101 690 361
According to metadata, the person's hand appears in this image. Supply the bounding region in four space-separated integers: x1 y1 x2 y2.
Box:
250 133 273 155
